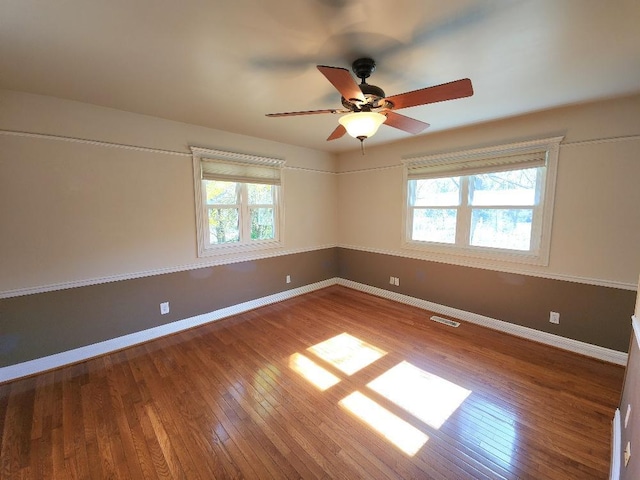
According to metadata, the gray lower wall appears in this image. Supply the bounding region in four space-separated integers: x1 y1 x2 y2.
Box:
0 248 339 367
338 248 635 353
1 246 636 369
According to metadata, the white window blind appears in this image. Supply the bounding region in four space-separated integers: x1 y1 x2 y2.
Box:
407 150 547 180
200 159 282 185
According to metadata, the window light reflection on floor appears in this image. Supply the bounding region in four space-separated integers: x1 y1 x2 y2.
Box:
340 391 429 456
474 398 518 466
288 353 340 390
307 332 387 375
368 361 471 429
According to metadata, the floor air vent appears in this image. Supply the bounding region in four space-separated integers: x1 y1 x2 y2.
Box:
430 316 461 328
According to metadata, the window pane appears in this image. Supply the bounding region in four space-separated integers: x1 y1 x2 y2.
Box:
208 208 239 244
412 178 460 206
470 209 532 250
470 168 538 206
205 180 238 205
248 183 274 205
250 208 274 240
412 209 457 244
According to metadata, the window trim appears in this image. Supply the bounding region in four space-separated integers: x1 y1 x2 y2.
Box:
191 147 285 257
401 136 563 266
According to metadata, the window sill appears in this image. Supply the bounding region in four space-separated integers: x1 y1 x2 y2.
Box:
402 240 549 267
199 239 282 258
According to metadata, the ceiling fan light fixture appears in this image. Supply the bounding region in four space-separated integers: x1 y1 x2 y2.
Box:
338 112 386 140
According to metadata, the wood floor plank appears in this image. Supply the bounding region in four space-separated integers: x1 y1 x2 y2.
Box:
159 343 269 480
0 286 625 479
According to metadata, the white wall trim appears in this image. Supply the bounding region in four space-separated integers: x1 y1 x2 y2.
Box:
337 278 629 366
0 243 337 299
335 134 640 175
338 164 403 175
633 315 639 345
2 130 637 173
0 129 336 175
2 241 634 299
563 134 640 148
338 244 638 291
0 278 340 383
284 165 336 174
0 129 191 157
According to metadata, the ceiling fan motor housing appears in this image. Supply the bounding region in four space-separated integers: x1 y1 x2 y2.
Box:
340 58 390 111
341 82 390 111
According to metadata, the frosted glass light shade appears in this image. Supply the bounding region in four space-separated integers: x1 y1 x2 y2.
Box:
339 112 386 139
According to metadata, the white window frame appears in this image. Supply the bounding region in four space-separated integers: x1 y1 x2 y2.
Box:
191 146 285 257
402 136 563 266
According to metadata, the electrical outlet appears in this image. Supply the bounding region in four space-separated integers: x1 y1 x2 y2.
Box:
625 404 631 428
286 275 291 284
394 277 400 286
160 302 170 315
389 276 395 285
549 311 560 324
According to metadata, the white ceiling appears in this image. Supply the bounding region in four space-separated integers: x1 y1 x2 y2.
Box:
1 0 639 153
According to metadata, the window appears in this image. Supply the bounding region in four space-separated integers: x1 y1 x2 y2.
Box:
191 147 284 257
403 137 563 265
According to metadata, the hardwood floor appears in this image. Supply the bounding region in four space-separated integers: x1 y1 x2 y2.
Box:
1 286 624 479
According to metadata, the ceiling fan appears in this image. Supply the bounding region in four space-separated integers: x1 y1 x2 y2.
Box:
266 57 473 151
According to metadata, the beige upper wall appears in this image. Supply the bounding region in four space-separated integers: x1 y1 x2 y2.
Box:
0 90 338 294
2 89 639 293
0 89 337 172
336 94 640 287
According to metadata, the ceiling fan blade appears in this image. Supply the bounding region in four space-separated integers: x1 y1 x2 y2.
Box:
383 111 430 134
385 78 473 110
266 108 344 117
317 65 366 103
327 124 346 141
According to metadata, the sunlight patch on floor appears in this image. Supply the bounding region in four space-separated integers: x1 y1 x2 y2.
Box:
307 332 387 375
289 353 340 390
290 334 470 456
340 391 429 456
368 361 471 429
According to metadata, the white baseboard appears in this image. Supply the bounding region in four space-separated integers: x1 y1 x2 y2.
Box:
1 277 628 383
610 408 621 480
0 278 339 383
337 279 629 366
